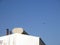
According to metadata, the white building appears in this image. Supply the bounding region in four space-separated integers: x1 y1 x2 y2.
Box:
0 28 45 45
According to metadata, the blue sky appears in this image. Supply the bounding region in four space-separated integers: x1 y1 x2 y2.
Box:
0 0 60 45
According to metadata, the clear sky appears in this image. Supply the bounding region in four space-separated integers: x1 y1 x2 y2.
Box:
0 0 60 45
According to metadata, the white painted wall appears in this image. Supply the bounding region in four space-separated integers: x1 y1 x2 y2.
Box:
0 33 39 45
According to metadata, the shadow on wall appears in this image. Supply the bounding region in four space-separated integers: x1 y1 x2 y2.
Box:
39 38 46 45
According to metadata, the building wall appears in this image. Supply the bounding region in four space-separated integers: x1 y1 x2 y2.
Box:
40 38 46 45
0 33 45 45
0 34 39 45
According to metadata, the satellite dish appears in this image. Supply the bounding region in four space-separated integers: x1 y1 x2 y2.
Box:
12 28 28 35
12 28 24 34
